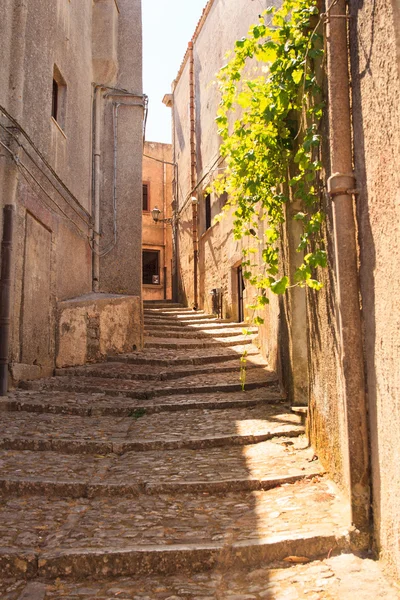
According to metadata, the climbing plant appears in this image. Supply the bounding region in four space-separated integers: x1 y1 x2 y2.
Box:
212 0 326 323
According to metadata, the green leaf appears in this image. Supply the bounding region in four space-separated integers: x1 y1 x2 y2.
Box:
292 69 303 84
270 276 289 294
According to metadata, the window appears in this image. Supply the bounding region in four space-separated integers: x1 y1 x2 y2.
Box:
205 193 211 230
143 183 149 211
52 80 58 121
51 65 67 129
143 250 160 285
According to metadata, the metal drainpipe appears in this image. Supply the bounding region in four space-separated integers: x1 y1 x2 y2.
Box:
92 85 102 292
326 0 370 542
0 205 15 396
189 42 199 310
163 159 167 300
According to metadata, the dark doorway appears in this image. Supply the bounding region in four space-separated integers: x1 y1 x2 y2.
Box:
143 250 160 285
237 265 245 323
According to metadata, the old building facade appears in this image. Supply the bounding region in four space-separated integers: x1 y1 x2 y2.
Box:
142 141 174 301
169 0 400 580
0 0 144 383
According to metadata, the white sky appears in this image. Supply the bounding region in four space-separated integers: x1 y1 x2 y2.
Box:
142 0 208 144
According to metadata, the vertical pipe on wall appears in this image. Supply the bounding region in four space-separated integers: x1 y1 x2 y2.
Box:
0 205 15 396
188 42 199 310
326 0 370 541
92 85 102 292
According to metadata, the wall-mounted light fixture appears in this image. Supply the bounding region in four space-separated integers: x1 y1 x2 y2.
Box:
151 206 174 225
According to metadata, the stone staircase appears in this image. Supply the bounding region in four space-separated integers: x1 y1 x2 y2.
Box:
0 302 397 598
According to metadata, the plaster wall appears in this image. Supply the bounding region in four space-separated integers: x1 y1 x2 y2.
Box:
142 142 173 301
0 0 144 382
349 0 400 578
56 293 142 368
99 0 144 296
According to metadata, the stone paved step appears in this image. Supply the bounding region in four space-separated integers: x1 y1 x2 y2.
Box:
0 477 350 580
19 368 277 398
6 554 397 599
107 345 261 365
144 327 256 339
0 404 304 455
55 357 267 381
0 436 322 497
1 387 284 417
144 335 257 349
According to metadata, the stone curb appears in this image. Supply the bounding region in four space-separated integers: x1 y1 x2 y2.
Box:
0 426 304 455
0 470 323 499
0 531 350 580
0 393 285 417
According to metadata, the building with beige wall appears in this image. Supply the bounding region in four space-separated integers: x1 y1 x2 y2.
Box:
142 141 173 301
0 0 144 384
168 0 400 580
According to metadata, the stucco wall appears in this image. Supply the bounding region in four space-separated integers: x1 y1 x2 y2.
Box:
57 293 142 368
0 0 144 382
142 142 173 301
350 0 400 578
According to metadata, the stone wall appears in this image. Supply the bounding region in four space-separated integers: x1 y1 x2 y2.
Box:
56 293 142 368
350 0 400 577
0 0 144 383
170 0 400 579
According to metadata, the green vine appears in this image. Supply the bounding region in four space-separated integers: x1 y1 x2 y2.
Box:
212 0 326 321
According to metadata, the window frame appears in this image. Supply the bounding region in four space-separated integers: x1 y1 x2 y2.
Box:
142 249 160 285
142 182 150 212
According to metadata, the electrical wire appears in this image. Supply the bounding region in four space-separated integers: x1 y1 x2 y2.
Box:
0 121 93 228
0 104 91 220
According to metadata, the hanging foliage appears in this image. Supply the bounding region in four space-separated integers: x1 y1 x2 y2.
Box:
212 0 326 320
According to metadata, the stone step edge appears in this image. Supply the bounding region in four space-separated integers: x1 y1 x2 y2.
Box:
0 530 350 580
107 350 260 366
144 338 256 349
54 362 265 381
18 379 278 400
0 427 304 455
0 394 286 417
0 471 323 499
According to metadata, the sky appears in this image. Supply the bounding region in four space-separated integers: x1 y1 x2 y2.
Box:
142 0 208 144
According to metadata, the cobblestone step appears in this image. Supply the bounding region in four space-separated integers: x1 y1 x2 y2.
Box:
1 388 284 417
144 327 255 339
0 437 322 497
0 478 350 580
6 554 397 599
144 320 250 330
55 358 267 382
19 368 277 399
144 335 257 349
107 345 261 365
0 405 304 455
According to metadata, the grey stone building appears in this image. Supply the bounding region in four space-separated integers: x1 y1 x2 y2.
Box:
0 0 145 383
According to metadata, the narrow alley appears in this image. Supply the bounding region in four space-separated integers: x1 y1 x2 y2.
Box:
0 303 397 598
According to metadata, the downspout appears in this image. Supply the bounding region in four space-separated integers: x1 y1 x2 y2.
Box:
188 42 199 310
163 159 167 299
92 85 102 292
326 0 370 542
0 205 15 396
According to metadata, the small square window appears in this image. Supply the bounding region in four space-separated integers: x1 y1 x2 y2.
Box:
143 183 149 211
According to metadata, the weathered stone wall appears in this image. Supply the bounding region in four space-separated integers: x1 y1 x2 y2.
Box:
0 0 144 383
350 0 400 578
56 293 142 368
142 141 173 301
